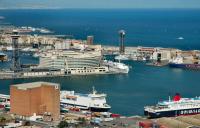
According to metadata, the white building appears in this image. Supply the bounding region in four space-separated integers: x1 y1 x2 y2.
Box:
38 50 108 75
152 50 171 61
54 39 70 50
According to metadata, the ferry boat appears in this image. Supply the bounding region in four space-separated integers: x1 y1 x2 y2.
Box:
144 93 200 118
169 56 200 69
103 60 129 73
60 87 111 112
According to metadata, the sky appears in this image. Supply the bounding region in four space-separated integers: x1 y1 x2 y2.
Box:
0 0 200 9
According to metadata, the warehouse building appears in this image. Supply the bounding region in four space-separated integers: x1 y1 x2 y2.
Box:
10 82 60 121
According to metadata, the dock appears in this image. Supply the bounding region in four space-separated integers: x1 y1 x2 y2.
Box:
0 70 121 80
156 115 200 128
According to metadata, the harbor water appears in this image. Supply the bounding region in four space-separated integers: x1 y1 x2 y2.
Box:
0 9 200 116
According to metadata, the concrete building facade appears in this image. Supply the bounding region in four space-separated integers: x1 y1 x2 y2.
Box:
10 82 60 121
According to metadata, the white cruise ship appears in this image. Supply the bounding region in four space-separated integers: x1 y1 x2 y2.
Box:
60 87 111 112
103 60 129 73
38 50 109 75
144 93 200 118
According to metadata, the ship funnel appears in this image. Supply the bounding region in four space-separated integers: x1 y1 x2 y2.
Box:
173 93 181 101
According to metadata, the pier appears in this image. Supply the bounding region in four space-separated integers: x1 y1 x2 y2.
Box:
0 69 122 80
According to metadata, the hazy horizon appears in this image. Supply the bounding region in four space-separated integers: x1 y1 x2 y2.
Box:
0 0 200 9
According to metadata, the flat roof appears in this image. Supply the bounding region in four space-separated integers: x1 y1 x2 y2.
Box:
11 81 59 90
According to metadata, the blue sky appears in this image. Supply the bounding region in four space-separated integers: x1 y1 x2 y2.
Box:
0 0 200 9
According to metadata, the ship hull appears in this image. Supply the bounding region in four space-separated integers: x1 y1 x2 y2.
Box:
61 102 110 112
108 67 129 74
90 107 110 112
169 63 200 69
144 108 200 118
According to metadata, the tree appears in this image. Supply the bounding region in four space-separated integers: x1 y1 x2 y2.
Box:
0 117 6 126
78 117 86 124
58 121 69 128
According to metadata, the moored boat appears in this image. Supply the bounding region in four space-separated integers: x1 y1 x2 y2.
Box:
169 56 200 69
144 93 200 118
103 60 129 73
60 87 111 112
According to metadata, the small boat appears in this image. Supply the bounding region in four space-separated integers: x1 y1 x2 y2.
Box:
177 37 184 40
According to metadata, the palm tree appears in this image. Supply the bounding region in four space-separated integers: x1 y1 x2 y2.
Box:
58 121 69 128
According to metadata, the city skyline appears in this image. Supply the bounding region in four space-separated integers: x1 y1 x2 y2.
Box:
0 0 200 9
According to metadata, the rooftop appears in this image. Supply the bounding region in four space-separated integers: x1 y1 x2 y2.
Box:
11 81 59 90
